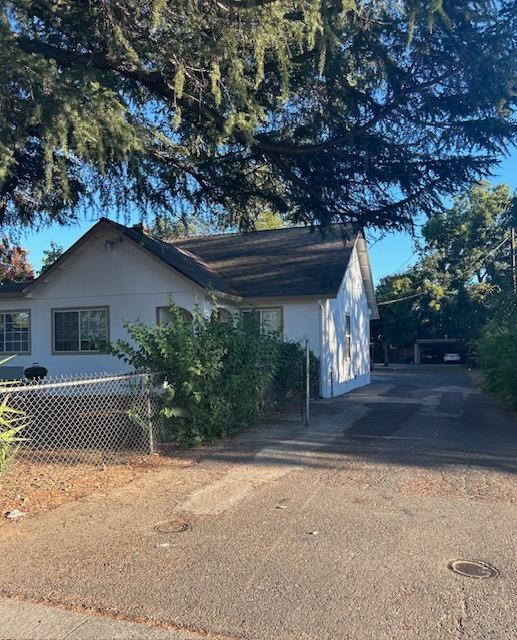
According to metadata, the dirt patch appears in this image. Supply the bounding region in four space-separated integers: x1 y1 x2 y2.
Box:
399 467 517 505
312 462 402 489
0 451 198 524
314 463 517 506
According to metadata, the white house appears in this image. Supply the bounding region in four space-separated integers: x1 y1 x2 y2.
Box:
0 219 378 397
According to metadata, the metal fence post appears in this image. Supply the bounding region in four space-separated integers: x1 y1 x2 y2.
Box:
146 377 155 454
305 339 310 426
299 360 305 424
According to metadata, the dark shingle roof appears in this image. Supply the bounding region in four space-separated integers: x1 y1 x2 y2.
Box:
108 220 239 295
174 225 357 297
0 280 32 294
0 221 358 300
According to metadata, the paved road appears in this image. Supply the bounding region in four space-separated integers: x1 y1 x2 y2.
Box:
1 367 516 639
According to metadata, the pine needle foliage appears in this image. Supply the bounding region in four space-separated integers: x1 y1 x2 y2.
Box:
1 1 516 232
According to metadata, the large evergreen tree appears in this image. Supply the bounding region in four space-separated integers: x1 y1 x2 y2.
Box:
1 1 516 231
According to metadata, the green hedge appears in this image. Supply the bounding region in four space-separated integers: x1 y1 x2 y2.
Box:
477 308 517 410
111 302 318 447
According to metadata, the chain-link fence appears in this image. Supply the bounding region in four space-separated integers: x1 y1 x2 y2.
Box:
1 372 158 468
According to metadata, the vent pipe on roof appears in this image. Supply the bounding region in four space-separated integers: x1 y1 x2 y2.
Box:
132 222 150 235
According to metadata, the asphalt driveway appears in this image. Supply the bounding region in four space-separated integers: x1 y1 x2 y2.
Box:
1 366 516 639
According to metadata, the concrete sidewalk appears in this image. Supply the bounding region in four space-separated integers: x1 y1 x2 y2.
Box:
0 597 206 640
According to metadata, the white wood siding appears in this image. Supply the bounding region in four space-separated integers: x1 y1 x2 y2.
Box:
0 226 209 376
320 243 371 397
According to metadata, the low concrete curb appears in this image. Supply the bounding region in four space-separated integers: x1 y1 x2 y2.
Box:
0 597 203 640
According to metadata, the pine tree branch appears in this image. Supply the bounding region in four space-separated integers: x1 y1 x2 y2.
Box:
16 35 458 160
16 36 229 133
214 0 280 9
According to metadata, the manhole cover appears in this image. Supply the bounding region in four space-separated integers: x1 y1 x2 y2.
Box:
154 520 191 534
447 559 499 579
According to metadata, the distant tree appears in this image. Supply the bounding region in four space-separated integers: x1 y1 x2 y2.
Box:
421 183 515 297
0 237 34 282
253 211 289 231
376 183 516 353
1 2 516 232
40 241 64 271
151 209 289 240
150 215 217 240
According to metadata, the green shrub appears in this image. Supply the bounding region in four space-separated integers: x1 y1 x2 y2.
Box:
111 302 279 446
111 301 319 446
0 394 26 476
477 306 517 410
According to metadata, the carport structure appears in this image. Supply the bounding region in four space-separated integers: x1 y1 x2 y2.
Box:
413 338 463 364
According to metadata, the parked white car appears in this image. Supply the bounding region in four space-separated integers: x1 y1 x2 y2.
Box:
443 353 462 363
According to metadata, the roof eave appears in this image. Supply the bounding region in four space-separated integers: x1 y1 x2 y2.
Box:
243 292 337 302
22 218 238 299
355 234 379 320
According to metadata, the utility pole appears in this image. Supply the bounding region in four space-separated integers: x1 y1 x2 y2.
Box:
511 227 516 294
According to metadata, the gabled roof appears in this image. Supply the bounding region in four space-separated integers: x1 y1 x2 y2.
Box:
0 219 379 316
175 225 357 298
106 220 239 296
0 218 238 299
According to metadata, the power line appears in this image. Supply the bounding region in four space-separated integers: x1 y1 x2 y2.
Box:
378 291 422 306
377 233 512 306
375 249 418 282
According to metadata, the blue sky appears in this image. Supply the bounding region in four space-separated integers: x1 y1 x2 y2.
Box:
367 150 516 282
19 150 517 283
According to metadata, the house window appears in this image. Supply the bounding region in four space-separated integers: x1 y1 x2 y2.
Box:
53 308 108 353
156 306 193 326
242 308 283 339
211 308 233 323
345 313 352 359
0 311 30 354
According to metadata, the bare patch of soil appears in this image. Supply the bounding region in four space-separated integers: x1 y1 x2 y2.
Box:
0 451 197 523
399 467 517 505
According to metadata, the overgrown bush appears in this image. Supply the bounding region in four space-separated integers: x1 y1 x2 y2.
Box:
111 301 319 446
477 305 517 410
112 303 275 446
0 394 26 476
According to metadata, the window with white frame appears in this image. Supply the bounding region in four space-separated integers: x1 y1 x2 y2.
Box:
345 313 352 359
53 308 108 353
156 306 193 326
0 311 30 353
242 308 283 339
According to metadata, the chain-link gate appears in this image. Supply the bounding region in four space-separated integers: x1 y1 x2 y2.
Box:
1 372 157 468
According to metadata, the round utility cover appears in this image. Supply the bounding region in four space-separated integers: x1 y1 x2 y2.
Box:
154 520 191 534
447 559 499 579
